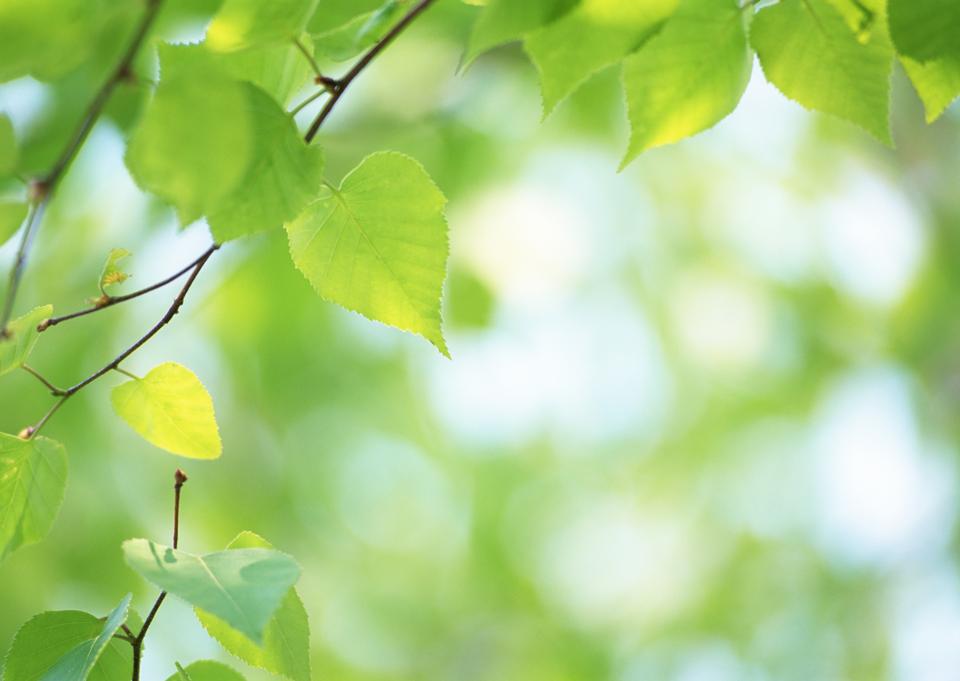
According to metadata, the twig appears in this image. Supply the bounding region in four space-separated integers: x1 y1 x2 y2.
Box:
21 364 66 395
131 469 188 681
304 0 439 143
0 0 164 332
41 247 217 331
293 37 324 79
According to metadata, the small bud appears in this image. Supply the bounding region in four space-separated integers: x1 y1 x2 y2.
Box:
174 468 188 487
17 426 34 439
27 179 49 204
36 318 51 332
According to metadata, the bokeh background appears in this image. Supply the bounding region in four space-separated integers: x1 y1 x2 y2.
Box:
2 1 960 680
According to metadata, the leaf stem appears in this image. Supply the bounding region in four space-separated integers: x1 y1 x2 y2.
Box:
304 0 438 143
293 37 324 79
0 0 165 333
21 364 66 395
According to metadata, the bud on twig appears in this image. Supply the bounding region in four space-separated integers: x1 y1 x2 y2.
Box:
174 468 188 488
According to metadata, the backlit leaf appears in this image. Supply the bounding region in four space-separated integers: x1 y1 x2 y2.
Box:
123 539 301 644
0 432 67 560
3 607 132 681
622 0 751 164
110 362 222 460
888 0 960 64
98 248 131 295
286 152 450 356
902 55 960 123
164 661 246 681
464 0 578 66
196 532 311 681
39 595 132 681
312 0 403 62
0 201 27 248
524 0 677 115
751 0 893 143
207 0 320 52
0 304 53 376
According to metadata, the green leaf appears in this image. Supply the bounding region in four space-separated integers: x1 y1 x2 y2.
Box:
206 84 325 242
208 39 318 106
207 0 320 52
621 0 751 165
39 595 132 681
751 0 893 143
3 608 132 681
0 113 17 175
524 0 677 115
312 0 403 62
196 532 311 681
285 152 450 356
464 0 578 66
98 248 131 296
0 304 53 376
111 362 221 460
0 432 67 560
902 55 960 123
0 200 27 248
888 0 960 64
164 661 246 681
126 45 254 225
123 539 301 644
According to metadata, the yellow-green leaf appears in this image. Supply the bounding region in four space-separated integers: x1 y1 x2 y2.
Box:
111 362 222 459
207 0 320 52
98 248 131 295
0 432 67 561
286 152 450 356
0 200 27 247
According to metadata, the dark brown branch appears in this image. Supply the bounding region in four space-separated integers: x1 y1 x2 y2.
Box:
304 0 438 143
42 247 217 331
22 244 217 439
131 469 187 681
0 0 165 333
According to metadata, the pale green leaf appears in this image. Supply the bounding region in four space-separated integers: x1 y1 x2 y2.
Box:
123 539 301 644
312 0 403 62
524 0 677 114
622 0 751 164
98 248 131 295
164 661 246 681
207 0 320 52
307 0 385 34
110 362 221 460
0 113 17 175
751 0 893 143
196 532 311 681
902 55 960 123
0 201 27 248
126 45 254 225
208 39 318 106
39 595 131 681
206 84 325 242
888 0 960 64
0 304 53 377
3 609 132 681
285 152 450 356
0 432 66 560
464 0 578 66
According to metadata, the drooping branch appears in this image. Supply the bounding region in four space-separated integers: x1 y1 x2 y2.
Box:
303 0 439 143
0 0 165 333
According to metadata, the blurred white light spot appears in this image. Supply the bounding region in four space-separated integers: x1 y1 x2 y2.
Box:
453 186 591 308
531 497 701 629
893 569 960 681
812 368 954 564
819 169 926 307
670 268 775 372
428 293 671 450
334 437 464 556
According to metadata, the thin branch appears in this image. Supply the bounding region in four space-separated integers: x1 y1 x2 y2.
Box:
289 88 328 117
42 247 216 331
19 244 217 439
304 0 439 143
21 364 66 395
0 0 164 333
131 469 187 681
